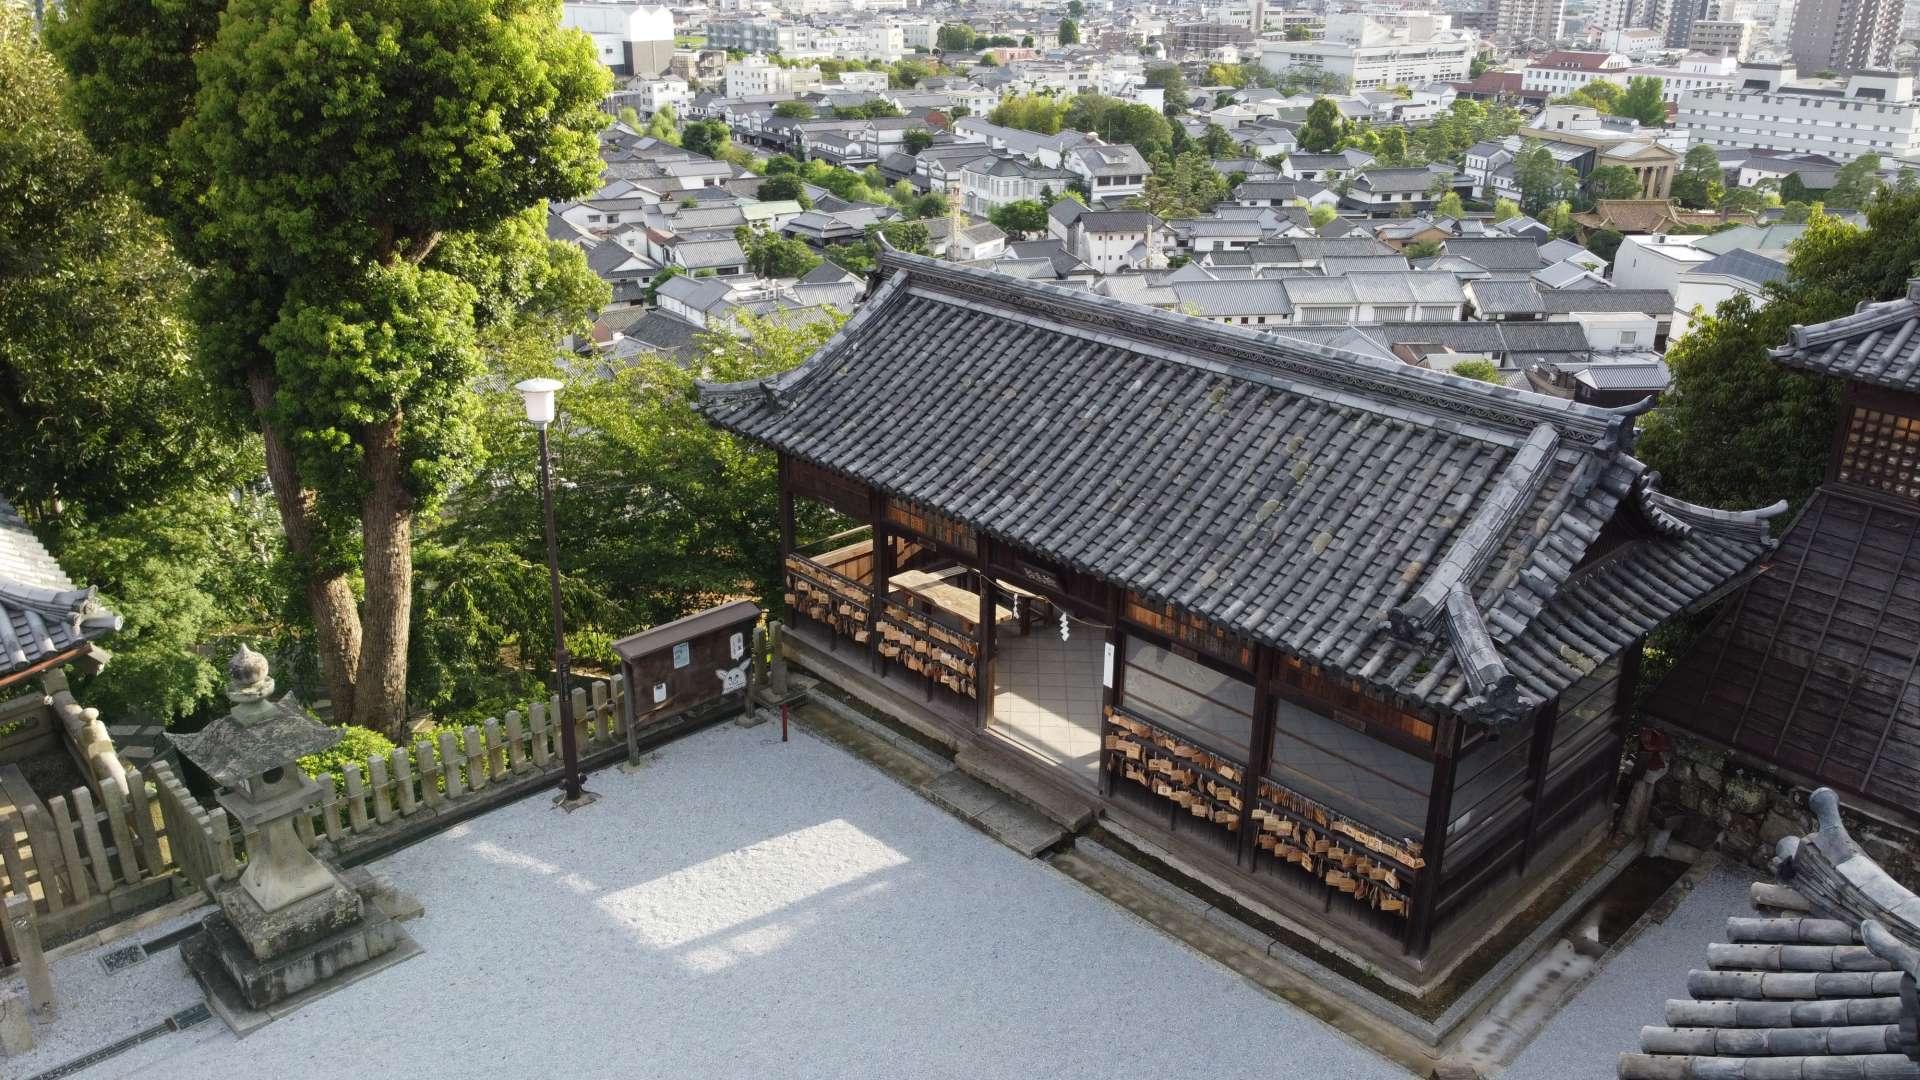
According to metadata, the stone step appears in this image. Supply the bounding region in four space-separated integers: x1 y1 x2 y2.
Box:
954 741 1099 832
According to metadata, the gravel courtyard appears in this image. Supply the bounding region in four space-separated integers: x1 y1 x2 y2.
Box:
11 719 1415 1080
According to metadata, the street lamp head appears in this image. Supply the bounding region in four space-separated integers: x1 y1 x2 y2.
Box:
513 377 564 426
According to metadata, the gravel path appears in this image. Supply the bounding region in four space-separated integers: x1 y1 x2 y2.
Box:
16 721 1412 1080
1499 864 1752 1079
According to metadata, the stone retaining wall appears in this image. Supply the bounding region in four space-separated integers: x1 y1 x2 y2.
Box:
1653 730 1920 891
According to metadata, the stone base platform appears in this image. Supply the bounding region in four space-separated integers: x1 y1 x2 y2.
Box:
181 873 423 1037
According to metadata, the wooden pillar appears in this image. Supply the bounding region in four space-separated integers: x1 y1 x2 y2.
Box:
868 489 892 673
1517 698 1560 872
1100 587 1126 797
1237 645 1280 868
1408 713 1462 955
975 535 996 729
777 454 795 563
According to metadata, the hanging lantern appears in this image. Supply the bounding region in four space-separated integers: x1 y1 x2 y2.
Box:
1059 612 1071 642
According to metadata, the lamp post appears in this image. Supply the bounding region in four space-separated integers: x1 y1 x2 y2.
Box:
514 377 588 806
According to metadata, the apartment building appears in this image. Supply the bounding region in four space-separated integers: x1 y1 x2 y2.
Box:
723 57 824 98
1520 50 1632 97
1677 64 1920 162
1687 20 1754 59
1257 13 1475 92
1789 0 1899 73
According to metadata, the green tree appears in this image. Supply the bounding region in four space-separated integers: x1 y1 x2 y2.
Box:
1058 17 1079 44
50 0 611 734
1300 97 1346 153
1308 203 1338 227
1558 81 1622 114
1198 123 1238 158
1587 164 1644 200
825 241 876 273
756 174 811 207
1403 238 1442 258
1450 359 1502 383
1616 76 1668 127
617 105 640 128
1633 198 1920 513
908 192 950 218
1492 196 1522 221
1671 144 1725 208
990 199 1050 237
1144 64 1190 115
1433 191 1465 219
991 93 1070 134
1143 151 1228 218
890 58 934 88
1068 0 1085 15
1586 228 1624 262
684 119 733 159
1514 144 1577 215
774 100 815 119
936 23 976 51
0 11 237 519
1286 24 1311 40
736 226 823 279
645 104 681 145
1826 153 1884 209
903 129 934 154
873 220 932 255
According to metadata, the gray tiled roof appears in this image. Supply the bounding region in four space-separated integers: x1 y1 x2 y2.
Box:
1471 280 1546 316
1620 789 1920 1079
1445 237 1546 271
1170 279 1291 316
698 252 1776 726
0 496 121 681
1689 249 1789 288
1773 279 1920 392
1538 288 1676 314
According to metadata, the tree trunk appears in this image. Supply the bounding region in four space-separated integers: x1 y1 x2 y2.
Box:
246 371 362 722
353 415 413 739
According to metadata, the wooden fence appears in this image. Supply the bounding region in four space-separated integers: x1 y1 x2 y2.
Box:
0 675 639 948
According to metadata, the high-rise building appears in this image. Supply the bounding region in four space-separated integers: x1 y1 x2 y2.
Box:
1687 18 1754 56
1492 0 1566 43
562 2 675 77
1788 0 1898 73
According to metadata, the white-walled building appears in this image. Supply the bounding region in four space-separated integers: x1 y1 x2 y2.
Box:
724 57 824 98
1520 50 1632 97
1611 232 1718 295
632 77 692 116
1257 14 1475 92
1677 63 1920 162
563 2 675 76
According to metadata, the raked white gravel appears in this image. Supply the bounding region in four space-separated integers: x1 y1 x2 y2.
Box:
11 721 1415 1079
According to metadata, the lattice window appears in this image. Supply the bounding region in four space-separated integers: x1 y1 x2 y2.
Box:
1838 406 1920 501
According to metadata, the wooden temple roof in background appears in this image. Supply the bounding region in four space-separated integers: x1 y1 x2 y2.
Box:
1774 280 1920 393
698 252 1780 728
0 496 121 687
1620 789 1920 1079
1646 488 1920 811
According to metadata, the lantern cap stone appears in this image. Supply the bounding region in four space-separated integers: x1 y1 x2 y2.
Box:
168 647 341 787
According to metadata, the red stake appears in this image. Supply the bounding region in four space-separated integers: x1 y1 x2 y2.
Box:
781 703 789 742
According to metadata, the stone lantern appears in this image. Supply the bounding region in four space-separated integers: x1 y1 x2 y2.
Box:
171 647 419 1030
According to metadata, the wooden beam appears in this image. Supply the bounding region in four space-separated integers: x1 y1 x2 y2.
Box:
777 454 795 561
1409 713 1462 955
1100 586 1124 798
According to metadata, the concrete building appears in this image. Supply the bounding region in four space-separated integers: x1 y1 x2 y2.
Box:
562 2 674 77
1687 19 1754 58
1257 13 1476 92
1492 0 1566 43
1788 0 1899 73
1521 50 1632 97
1612 232 1718 295
703 16 788 53
724 57 823 98
1677 64 1920 162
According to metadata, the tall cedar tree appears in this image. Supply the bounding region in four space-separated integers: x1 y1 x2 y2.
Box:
50 0 611 735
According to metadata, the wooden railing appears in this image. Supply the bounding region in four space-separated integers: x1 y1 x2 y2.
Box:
786 554 872 649
785 552 979 699
1103 707 1244 831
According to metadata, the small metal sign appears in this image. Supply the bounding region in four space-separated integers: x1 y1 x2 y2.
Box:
1103 642 1115 688
652 682 668 704
672 642 691 669
729 631 744 661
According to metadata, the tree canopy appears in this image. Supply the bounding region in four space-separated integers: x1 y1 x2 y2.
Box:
48 0 612 734
1616 76 1668 127
1671 144 1724 208
989 199 1050 237
1587 164 1644 201
1299 98 1346 153
1057 17 1079 44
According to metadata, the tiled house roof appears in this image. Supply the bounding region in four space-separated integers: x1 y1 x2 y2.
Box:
1772 280 1920 393
698 252 1779 727
0 496 121 685
1620 788 1920 1079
